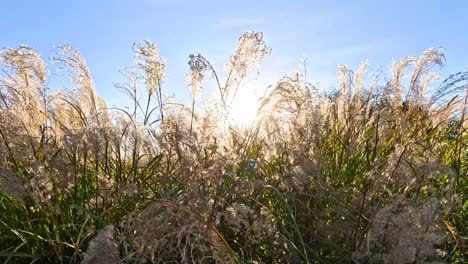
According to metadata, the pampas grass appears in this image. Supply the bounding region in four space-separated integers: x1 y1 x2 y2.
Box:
0 31 466 263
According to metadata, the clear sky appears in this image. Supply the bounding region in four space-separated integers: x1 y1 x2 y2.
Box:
1 0 467 108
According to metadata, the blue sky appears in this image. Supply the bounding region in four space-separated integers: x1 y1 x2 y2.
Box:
1 0 467 107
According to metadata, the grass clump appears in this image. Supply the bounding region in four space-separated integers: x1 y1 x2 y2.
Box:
0 32 467 263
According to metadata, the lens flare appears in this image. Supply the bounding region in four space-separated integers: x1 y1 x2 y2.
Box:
228 85 260 126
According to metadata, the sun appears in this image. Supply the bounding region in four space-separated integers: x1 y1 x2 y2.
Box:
227 85 261 126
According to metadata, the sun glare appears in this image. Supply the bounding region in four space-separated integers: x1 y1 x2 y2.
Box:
228 85 261 126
